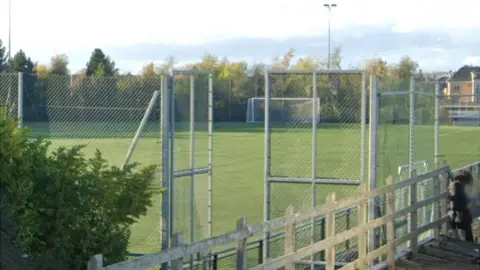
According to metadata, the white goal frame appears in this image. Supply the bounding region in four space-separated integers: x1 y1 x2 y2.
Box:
246 97 321 123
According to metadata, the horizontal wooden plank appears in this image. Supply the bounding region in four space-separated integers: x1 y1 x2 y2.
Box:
394 166 450 190
395 192 448 218
395 216 449 246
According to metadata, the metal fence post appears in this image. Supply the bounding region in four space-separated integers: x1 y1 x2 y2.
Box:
368 76 379 254
358 71 367 260
160 75 171 270
409 78 416 173
17 72 23 128
169 74 176 247
434 83 440 168
311 71 318 268
208 72 214 259
123 90 160 169
408 78 416 243
189 74 196 270
263 69 271 261
360 72 368 188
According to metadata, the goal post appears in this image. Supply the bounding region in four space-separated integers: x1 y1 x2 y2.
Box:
246 97 321 123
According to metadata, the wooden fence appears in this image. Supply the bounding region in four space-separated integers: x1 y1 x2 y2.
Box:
88 162 480 270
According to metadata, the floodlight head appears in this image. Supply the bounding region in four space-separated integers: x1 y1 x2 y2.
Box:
324 4 329 7
332 3 337 7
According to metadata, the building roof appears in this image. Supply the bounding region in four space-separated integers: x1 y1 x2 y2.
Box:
437 75 450 82
451 65 480 81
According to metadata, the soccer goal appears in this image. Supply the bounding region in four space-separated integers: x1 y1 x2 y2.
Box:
246 97 321 123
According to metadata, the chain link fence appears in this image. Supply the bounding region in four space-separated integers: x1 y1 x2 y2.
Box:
264 71 365 266
1 73 164 254
0 73 19 119
4 70 479 269
373 78 480 256
438 82 480 169
168 73 214 270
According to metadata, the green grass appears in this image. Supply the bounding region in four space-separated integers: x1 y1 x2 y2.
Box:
26 122 480 255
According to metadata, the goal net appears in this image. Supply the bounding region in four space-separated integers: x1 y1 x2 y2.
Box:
246 97 321 123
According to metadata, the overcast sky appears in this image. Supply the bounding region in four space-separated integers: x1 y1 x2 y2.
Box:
0 0 479 73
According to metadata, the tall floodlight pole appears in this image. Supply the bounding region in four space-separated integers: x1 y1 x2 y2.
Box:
8 0 12 64
6 0 13 117
323 3 337 70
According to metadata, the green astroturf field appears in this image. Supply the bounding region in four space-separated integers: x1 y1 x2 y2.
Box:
26 122 480 254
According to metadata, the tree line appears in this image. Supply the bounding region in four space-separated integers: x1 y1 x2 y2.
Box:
0 39 438 124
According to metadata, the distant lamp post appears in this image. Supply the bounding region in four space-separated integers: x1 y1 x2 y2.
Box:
323 3 337 70
8 0 12 65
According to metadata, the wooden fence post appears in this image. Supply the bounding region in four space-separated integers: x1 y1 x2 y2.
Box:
357 183 367 270
440 160 449 236
476 162 480 195
410 169 418 258
171 233 184 270
87 254 103 270
326 193 336 270
284 204 296 270
236 216 248 270
433 173 441 239
385 176 395 269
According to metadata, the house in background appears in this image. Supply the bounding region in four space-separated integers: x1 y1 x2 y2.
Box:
443 65 480 103
438 65 480 126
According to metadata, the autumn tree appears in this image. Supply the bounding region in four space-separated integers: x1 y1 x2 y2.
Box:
364 57 389 78
50 54 70 75
329 47 342 70
391 56 418 80
155 56 175 74
272 48 295 70
35 64 49 77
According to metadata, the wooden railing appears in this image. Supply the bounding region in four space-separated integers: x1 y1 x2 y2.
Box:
88 162 480 270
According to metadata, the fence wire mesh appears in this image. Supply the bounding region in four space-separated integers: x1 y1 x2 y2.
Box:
315 73 364 181
6 69 478 269
376 79 437 252
269 73 313 179
378 80 410 183
266 72 364 265
0 73 19 119
438 82 480 168
171 74 211 249
5 73 164 254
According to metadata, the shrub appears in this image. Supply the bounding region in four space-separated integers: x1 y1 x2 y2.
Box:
0 118 159 269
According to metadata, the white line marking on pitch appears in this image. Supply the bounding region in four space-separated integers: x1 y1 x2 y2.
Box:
439 129 478 137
